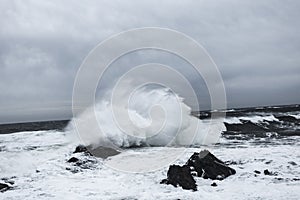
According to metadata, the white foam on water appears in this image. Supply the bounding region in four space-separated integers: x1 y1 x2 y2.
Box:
290 114 300 119
69 86 225 148
1 130 300 200
224 117 243 124
239 115 279 123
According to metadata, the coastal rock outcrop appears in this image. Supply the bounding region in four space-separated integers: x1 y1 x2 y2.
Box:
0 183 10 192
161 150 236 190
161 165 197 191
186 150 236 180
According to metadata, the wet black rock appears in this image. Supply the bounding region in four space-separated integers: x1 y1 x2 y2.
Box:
265 160 273 164
211 182 218 187
0 183 10 192
264 169 277 176
1 177 15 185
67 157 79 163
254 170 261 174
68 145 112 173
186 150 236 180
225 160 245 165
161 150 236 190
4 180 14 185
263 169 271 175
66 167 80 174
288 161 297 166
67 150 100 172
73 145 90 154
160 165 197 191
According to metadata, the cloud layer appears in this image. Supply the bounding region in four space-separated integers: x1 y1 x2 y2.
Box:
0 0 299 123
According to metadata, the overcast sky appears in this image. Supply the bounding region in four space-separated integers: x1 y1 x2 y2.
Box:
0 0 300 123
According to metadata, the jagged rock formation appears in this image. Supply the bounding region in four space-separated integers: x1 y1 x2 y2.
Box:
0 183 10 192
161 150 236 190
186 150 236 180
161 165 197 191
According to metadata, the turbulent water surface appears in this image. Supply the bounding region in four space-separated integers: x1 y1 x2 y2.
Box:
0 104 300 199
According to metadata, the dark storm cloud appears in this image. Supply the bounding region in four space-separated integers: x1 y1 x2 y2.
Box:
0 0 299 123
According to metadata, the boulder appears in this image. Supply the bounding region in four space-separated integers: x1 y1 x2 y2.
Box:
264 169 277 176
211 182 217 187
161 165 197 191
67 157 79 163
0 183 10 192
186 150 236 180
73 145 90 154
161 150 236 190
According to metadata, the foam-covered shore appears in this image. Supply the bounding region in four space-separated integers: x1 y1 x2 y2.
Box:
0 130 299 199
1 103 299 199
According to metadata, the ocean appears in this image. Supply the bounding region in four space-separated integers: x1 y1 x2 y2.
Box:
0 104 299 199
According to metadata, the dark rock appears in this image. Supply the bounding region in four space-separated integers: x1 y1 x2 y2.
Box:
211 182 217 187
160 165 197 191
73 145 90 154
161 150 236 191
288 161 297 166
186 150 236 180
67 154 98 170
254 170 261 174
5 180 14 185
264 169 271 175
265 160 273 164
0 183 10 192
73 145 120 159
67 157 79 163
1 178 15 185
264 169 277 176
225 160 244 165
65 167 80 173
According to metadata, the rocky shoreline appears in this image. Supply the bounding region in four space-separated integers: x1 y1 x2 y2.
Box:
1 144 299 195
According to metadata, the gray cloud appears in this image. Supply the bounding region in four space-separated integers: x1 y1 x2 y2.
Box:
0 0 299 123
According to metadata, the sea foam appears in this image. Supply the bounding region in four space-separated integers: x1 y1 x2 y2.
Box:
69 86 225 148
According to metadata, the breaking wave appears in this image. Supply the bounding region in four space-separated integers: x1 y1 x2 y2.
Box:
69 86 225 148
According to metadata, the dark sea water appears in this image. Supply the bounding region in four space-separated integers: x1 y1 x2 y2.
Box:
0 120 69 134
